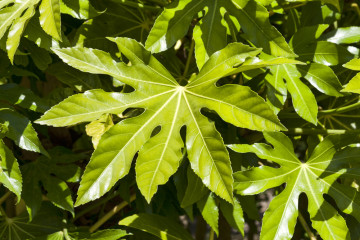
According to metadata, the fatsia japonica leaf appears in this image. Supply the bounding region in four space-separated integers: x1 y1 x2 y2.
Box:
265 26 343 123
39 0 61 41
229 132 360 240
320 26 360 44
0 108 48 156
197 192 219 235
0 139 22 199
119 213 193 240
0 0 63 61
342 59 360 94
22 147 83 220
266 64 319 124
285 0 340 11
60 0 101 20
0 83 49 113
0 202 66 240
145 0 295 69
36 37 286 205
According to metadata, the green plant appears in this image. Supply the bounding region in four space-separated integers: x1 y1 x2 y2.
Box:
0 0 360 239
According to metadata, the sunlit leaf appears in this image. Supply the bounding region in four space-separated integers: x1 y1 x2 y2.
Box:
37 38 286 205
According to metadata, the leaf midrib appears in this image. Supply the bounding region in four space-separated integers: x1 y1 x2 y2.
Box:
303 169 336 240
185 89 281 130
37 90 175 124
53 49 175 88
77 90 178 205
147 90 182 198
283 65 315 123
272 167 302 239
182 90 231 201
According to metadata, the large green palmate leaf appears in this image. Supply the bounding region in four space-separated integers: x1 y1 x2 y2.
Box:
145 0 295 69
36 37 286 205
229 132 360 240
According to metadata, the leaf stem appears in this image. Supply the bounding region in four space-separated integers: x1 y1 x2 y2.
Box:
0 191 11 206
0 205 7 217
182 39 195 81
287 128 360 135
209 228 215 240
298 212 316 240
279 101 360 119
319 101 360 115
89 193 136 233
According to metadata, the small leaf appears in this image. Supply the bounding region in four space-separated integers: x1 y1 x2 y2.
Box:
39 0 61 40
321 26 360 44
181 166 209 208
296 41 354 66
297 63 343 97
343 59 360 71
118 213 193 240
0 108 48 156
342 73 360 94
220 198 244 236
0 140 22 199
197 193 219 236
0 83 49 113
6 5 35 63
60 0 101 20
85 114 113 148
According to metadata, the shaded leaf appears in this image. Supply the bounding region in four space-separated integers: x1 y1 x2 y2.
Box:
119 213 193 240
0 108 48 156
297 63 343 97
0 139 22 199
296 41 354 66
197 193 219 235
321 26 360 44
0 83 49 113
145 0 295 69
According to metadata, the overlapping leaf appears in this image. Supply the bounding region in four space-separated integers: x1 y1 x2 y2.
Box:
22 147 83 220
0 202 66 240
119 213 193 240
145 0 295 69
36 37 286 206
0 140 22 199
265 25 345 124
230 132 360 240
342 59 360 94
0 0 62 62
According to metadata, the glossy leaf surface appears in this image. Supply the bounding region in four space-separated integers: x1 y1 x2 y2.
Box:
145 0 295 69
37 38 286 205
230 132 360 240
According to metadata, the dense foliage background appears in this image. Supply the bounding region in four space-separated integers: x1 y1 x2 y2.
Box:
0 0 360 239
